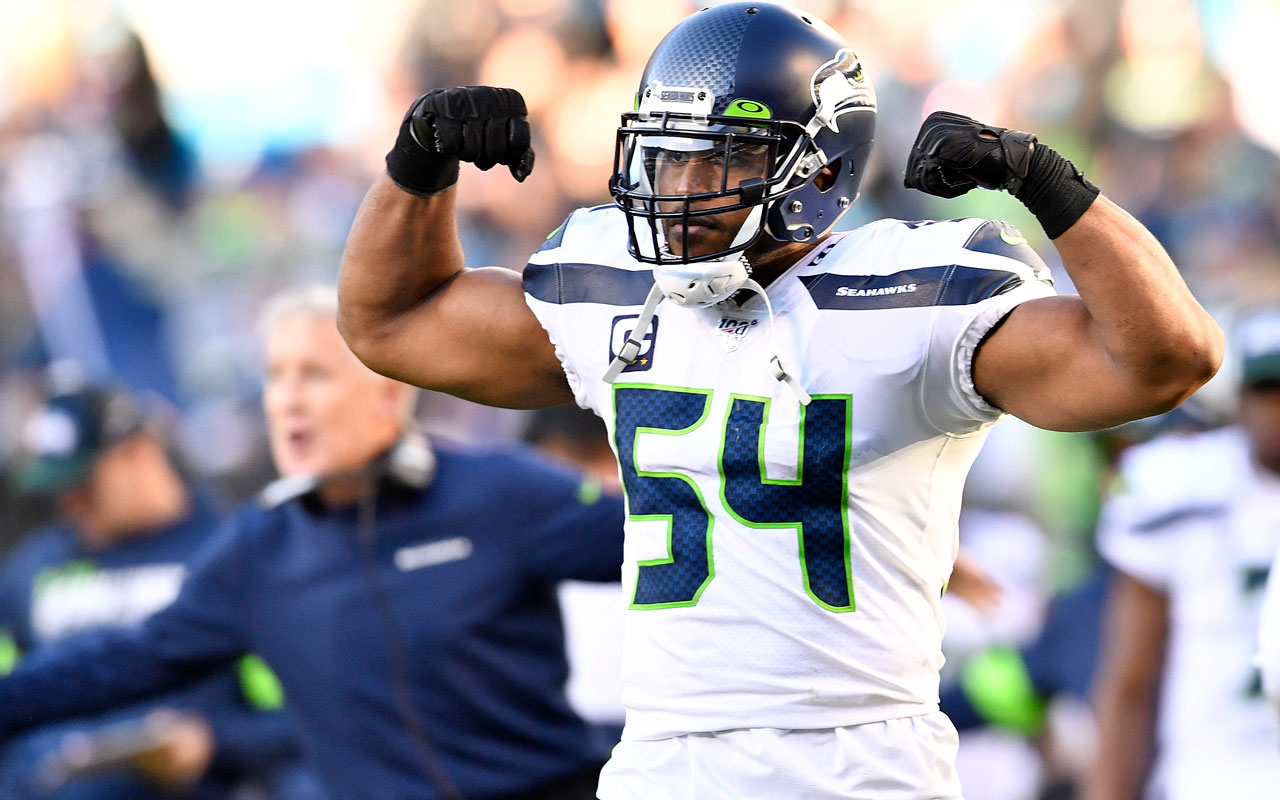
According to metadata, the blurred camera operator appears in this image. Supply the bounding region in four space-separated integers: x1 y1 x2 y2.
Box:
0 373 309 800
0 285 625 800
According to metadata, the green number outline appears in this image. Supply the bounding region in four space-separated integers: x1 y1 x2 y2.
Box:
718 393 856 612
613 383 716 610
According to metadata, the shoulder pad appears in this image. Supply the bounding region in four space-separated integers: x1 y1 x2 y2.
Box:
531 204 616 257
523 206 652 307
536 217 570 254
963 220 1052 283
797 219 1033 310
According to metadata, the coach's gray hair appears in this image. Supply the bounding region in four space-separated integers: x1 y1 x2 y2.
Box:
257 284 340 339
258 284 420 424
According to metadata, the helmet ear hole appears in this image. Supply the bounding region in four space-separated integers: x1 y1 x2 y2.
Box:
814 159 841 192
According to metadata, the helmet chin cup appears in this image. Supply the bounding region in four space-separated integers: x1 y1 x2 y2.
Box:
644 204 760 307
653 257 750 307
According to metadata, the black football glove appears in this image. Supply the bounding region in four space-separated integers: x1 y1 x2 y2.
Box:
386 86 535 197
903 111 1036 198
904 110 1099 239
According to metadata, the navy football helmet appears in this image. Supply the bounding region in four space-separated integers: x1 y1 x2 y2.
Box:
609 1 876 296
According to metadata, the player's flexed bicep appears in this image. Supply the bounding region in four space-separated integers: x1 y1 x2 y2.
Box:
970 197 1218 432
348 254 572 408
339 87 573 409
905 111 1221 433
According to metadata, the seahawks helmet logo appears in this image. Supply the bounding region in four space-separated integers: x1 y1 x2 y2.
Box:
810 48 876 132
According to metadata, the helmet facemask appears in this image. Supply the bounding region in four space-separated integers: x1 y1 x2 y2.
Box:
610 46 875 309
611 103 813 306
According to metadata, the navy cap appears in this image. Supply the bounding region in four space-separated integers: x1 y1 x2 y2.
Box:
1239 308 1280 388
14 386 148 495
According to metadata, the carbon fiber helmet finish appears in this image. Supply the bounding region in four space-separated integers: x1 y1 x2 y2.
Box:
640 8 753 117
611 1 877 263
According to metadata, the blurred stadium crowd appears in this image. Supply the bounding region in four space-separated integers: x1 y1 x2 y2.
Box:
1 0 1280 798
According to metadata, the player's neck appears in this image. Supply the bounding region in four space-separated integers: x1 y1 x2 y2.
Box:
745 238 825 288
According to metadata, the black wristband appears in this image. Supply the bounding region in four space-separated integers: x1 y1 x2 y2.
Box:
1012 144 1099 239
385 120 460 198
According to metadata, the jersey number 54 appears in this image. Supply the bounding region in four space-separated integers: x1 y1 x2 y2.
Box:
614 385 855 613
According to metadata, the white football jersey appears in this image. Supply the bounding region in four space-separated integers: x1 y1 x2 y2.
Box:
523 206 1055 739
1259 507 1280 727
1098 428 1280 800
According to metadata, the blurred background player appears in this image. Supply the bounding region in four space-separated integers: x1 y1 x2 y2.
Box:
1088 306 1280 800
1249 309 1280 735
937 406 1209 800
1256 312 1280 727
0 370 310 800
0 285 626 800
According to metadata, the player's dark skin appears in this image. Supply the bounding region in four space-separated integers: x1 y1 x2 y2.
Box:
339 79 1221 436
652 144 831 286
339 158 1220 433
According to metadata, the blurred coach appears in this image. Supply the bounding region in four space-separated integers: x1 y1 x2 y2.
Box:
0 286 626 800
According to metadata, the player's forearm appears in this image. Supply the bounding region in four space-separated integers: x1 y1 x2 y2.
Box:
1052 196 1222 408
1085 693 1156 800
337 176 465 368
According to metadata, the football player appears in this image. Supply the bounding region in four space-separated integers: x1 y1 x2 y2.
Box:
338 3 1222 796
1089 307 1280 800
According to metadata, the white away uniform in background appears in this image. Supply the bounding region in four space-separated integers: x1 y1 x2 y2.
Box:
1260 509 1280 729
523 206 1053 794
1098 428 1280 800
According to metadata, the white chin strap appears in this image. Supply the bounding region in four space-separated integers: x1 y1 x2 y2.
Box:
602 282 665 384
739 278 811 406
607 206 809 405
602 282 811 408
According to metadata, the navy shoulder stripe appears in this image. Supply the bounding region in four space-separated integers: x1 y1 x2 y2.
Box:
964 220 1049 276
524 262 654 306
799 265 1022 310
1131 504 1227 534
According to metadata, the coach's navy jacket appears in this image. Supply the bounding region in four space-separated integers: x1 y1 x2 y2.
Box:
0 441 626 800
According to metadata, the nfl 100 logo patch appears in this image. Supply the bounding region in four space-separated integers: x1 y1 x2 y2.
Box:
609 314 659 373
715 316 759 352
